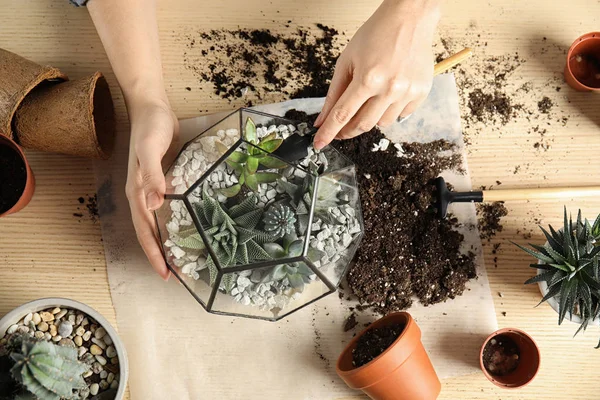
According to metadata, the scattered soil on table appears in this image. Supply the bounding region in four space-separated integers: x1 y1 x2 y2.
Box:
537 96 553 114
476 202 508 241
344 313 358 332
468 89 516 125
286 110 477 314
181 25 345 106
352 323 404 368
482 335 520 376
0 143 26 214
74 194 99 222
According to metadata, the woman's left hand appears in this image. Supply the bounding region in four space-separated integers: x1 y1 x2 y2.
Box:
313 0 441 149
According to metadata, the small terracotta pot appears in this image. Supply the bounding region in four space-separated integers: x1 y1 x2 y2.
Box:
0 48 67 139
480 328 540 389
337 312 441 400
14 72 116 159
564 32 600 91
0 134 35 217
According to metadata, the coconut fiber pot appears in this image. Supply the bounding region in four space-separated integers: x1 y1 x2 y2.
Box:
14 71 116 159
0 48 67 139
480 328 540 389
0 133 35 217
337 312 441 400
564 32 600 91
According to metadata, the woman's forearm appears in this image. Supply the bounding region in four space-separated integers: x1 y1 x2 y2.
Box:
87 0 168 117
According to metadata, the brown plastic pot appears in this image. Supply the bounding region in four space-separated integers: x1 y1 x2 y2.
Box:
0 48 67 139
337 312 441 400
0 134 35 217
564 32 600 91
480 328 540 389
14 72 116 159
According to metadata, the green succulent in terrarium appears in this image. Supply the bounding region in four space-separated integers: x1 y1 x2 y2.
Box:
0 334 89 400
177 191 279 285
515 208 600 346
216 117 288 197
263 204 296 238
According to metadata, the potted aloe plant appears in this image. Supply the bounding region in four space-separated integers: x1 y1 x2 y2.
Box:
515 207 600 346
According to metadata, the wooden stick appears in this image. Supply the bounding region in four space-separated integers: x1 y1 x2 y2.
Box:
483 186 600 202
434 48 473 76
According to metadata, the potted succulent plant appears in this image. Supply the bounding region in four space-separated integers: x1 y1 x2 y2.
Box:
0 298 128 399
336 312 440 400
479 328 540 389
0 133 35 217
515 207 600 346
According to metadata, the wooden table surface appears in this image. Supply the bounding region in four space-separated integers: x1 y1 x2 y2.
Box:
1 0 599 399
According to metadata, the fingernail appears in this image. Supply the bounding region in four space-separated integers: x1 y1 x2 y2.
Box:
163 272 171 282
314 113 323 126
313 140 326 150
146 192 161 211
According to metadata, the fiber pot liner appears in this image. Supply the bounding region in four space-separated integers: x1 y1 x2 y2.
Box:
0 48 67 139
15 71 116 159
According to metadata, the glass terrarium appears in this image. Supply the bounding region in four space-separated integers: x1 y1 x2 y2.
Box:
155 109 363 320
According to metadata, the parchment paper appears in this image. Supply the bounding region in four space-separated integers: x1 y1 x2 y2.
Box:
94 74 497 400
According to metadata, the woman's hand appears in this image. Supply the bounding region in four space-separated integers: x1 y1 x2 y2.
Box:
126 98 179 280
313 0 441 149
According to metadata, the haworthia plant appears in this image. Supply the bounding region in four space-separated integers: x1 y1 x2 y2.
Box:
216 117 288 197
8 337 89 400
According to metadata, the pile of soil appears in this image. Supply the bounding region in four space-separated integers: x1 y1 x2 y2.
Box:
286 110 477 314
482 335 520 376
477 202 508 241
182 25 344 105
0 143 26 214
73 195 99 222
352 323 404 368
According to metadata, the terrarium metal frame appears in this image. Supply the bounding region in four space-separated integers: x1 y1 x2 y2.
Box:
156 108 364 321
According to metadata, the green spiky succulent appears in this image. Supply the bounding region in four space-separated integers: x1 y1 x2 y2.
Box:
216 117 288 197
257 235 325 292
263 204 296 238
3 335 88 400
515 208 600 346
176 192 279 286
277 164 350 234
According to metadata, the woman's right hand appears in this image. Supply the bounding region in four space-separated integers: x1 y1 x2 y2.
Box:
125 97 179 280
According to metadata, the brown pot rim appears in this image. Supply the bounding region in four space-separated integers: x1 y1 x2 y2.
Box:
0 134 35 217
336 312 419 389
565 32 600 91
479 328 541 389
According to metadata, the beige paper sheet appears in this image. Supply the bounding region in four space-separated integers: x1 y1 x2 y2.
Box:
94 74 497 400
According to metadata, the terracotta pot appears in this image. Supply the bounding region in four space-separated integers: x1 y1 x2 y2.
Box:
336 312 441 400
0 134 35 217
14 72 116 159
0 48 67 139
480 328 540 389
564 32 600 91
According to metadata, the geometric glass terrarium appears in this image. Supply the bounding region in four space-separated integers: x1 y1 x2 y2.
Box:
155 108 363 321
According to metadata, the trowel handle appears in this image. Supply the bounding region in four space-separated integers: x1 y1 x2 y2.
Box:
483 186 600 202
434 48 473 76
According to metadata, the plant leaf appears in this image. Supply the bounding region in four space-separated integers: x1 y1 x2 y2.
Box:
537 282 561 307
244 117 258 143
246 157 259 174
524 270 555 285
220 184 242 198
259 156 289 169
513 242 555 264
259 138 283 153
227 150 249 163
245 173 259 192
255 172 281 184
263 243 287 259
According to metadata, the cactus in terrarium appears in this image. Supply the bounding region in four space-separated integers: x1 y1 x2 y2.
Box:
263 204 296 238
216 117 288 197
176 192 279 285
1 335 88 400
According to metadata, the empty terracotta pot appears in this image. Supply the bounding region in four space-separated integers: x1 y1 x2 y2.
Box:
14 72 116 159
0 48 67 140
564 32 600 91
480 328 540 389
337 312 441 400
0 133 35 217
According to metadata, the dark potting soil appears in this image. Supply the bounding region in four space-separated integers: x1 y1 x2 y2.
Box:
0 143 26 214
476 202 508 241
182 25 344 104
482 335 520 376
285 111 477 314
74 194 99 222
467 89 515 125
352 323 404 368
537 96 553 114
344 313 358 332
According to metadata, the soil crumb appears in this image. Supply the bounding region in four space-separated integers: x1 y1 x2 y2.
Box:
537 96 553 114
352 323 404 367
74 194 99 223
482 335 520 376
344 313 358 332
286 111 477 315
476 202 508 241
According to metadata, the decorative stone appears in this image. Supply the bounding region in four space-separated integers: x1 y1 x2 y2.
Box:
107 372 115 384
75 326 85 337
103 335 113 345
92 337 107 350
51 307 61 315
59 338 75 348
90 383 99 396
106 345 117 358
74 336 83 347
83 370 93 378
6 325 18 335
58 321 73 337
81 318 89 327
78 346 87 357
95 355 108 366
34 331 45 340
76 314 84 326
17 325 29 334
23 313 33 326
100 370 108 379
92 362 103 374
51 335 62 342
68 314 76 324
49 324 57 337
32 313 41 325
37 321 49 332
90 344 103 355
83 331 92 341
40 312 54 322
43 332 52 341
55 309 68 320
110 380 119 389
100 380 109 390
